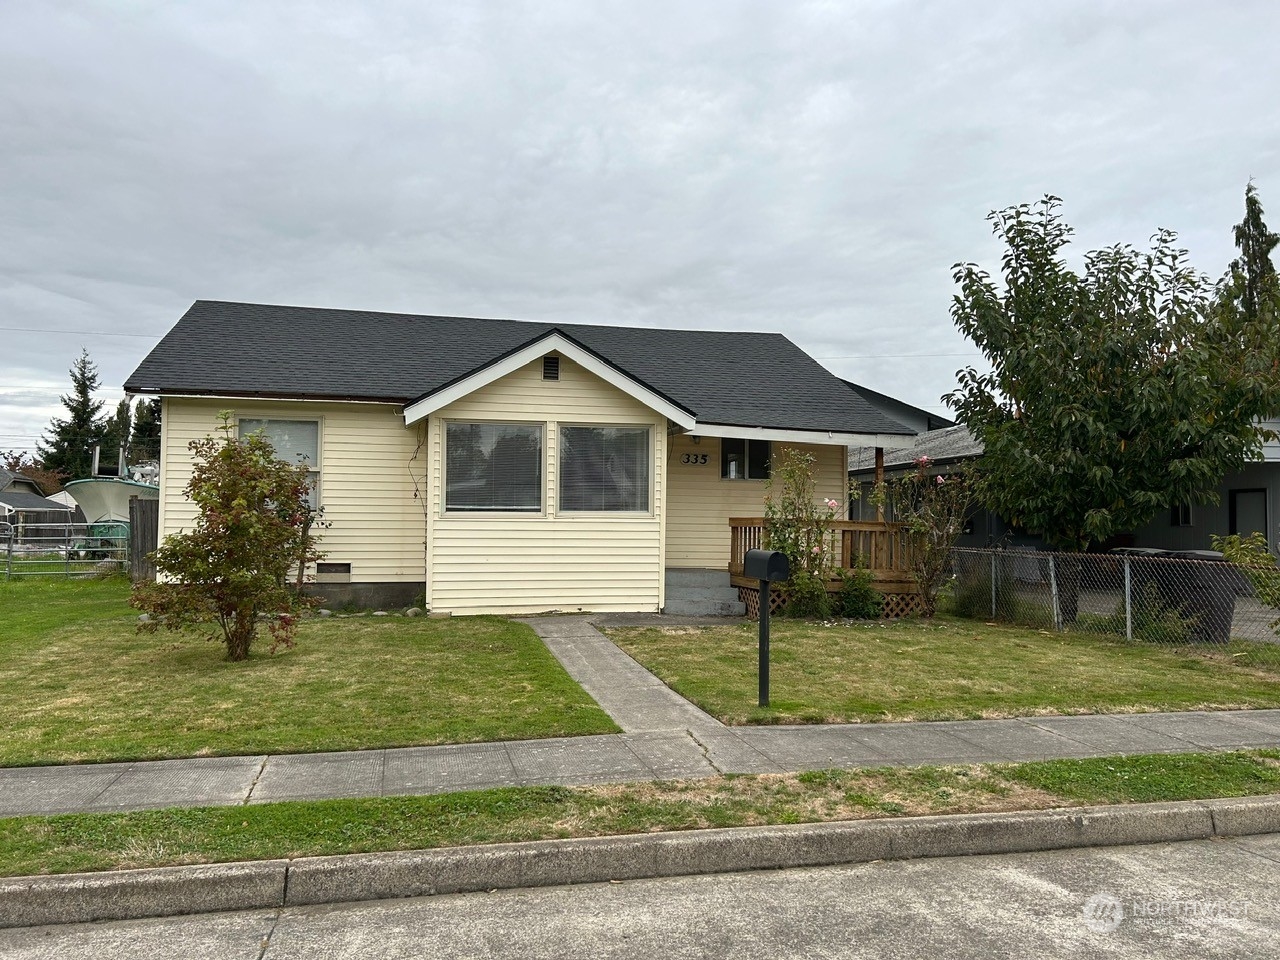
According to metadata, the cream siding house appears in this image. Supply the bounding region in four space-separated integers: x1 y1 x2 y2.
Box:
128 301 915 615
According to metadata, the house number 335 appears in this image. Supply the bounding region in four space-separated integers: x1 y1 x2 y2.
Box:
681 453 709 465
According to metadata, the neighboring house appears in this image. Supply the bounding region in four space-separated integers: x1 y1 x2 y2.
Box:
1130 418 1280 553
852 420 1280 555
843 381 955 434
125 300 916 614
848 426 1037 549
0 467 75 541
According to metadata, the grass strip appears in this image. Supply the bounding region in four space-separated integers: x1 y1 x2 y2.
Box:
605 618 1280 725
4 751 1280 878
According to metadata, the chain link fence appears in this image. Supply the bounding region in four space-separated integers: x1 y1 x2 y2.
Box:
1 521 130 579
947 546 1280 667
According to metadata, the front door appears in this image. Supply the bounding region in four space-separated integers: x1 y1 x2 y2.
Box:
1229 488 1268 540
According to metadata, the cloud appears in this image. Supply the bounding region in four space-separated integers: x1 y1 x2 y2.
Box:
2 0 1278 453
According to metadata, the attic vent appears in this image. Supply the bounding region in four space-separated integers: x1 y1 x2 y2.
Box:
542 355 560 381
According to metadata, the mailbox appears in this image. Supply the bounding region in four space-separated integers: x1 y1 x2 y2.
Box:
744 548 790 583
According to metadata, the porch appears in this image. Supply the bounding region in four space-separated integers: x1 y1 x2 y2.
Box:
728 517 923 618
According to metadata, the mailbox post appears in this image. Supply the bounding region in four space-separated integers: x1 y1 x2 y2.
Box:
744 548 790 708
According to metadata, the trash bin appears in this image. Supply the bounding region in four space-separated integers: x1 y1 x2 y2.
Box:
1166 550 1241 645
1110 548 1172 619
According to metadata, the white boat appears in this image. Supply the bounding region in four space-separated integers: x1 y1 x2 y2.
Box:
63 477 159 525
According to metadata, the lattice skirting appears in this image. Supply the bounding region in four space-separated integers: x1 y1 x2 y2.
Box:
738 585 924 620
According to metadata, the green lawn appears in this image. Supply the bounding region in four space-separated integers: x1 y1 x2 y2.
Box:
0 577 616 766
604 618 1280 724
3 750 1278 877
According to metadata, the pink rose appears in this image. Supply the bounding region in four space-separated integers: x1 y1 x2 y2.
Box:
936 475 945 485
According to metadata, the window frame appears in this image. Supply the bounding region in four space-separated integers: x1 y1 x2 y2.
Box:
442 419 546 516
1170 502 1193 527
720 438 771 481
556 423 654 515
236 416 321 507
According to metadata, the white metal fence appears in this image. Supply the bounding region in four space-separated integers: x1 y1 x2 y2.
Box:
948 546 1280 665
0 521 129 579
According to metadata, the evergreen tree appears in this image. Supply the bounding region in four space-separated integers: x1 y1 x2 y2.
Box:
1222 181 1280 324
129 398 162 463
38 349 107 482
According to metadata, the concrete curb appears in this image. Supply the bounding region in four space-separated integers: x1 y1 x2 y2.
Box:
4 796 1280 929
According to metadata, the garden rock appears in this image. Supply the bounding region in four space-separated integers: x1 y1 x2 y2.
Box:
405 607 423 618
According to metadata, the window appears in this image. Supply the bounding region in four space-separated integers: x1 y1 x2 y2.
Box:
238 418 319 506
1170 502 1192 527
721 438 770 480
559 426 650 512
445 422 543 512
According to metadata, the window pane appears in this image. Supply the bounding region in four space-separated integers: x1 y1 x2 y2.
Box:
748 440 771 480
239 419 319 507
721 438 745 479
560 427 650 512
238 419 318 465
446 422 542 511
721 438 770 479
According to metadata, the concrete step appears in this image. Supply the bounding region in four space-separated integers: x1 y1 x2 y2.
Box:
662 598 747 617
664 585 743 603
664 568 733 589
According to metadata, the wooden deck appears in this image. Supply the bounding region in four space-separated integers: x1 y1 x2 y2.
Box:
728 517 922 617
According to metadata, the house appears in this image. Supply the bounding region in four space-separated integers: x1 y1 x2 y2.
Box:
125 300 916 614
851 421 1280 555
843 381 954 434
0 467 75 543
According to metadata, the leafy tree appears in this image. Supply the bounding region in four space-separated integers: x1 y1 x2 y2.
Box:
0 451 67 496
38 349 107 481
947 194 1280 555
129 398 162 464
130 412 325 661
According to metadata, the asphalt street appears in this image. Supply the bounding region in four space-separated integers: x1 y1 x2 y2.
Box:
5 834 1279 959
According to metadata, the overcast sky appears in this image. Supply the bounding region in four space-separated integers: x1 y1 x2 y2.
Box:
3 0 1279 456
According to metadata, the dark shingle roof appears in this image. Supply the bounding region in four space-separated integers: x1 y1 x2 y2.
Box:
125 301 914 436
0 492 72 512
0 468 42 495
848 425 983 473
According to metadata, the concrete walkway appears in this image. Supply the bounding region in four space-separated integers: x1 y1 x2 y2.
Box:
4 615 1280 819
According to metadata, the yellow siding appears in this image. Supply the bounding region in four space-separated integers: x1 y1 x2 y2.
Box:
426 355 666 615
159 398 425 583
664 434 848 568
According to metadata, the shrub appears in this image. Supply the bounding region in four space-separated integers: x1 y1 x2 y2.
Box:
878 458 975 616
763 448 839 578
782 570 832 619
130 412 325 661
836 567 883 619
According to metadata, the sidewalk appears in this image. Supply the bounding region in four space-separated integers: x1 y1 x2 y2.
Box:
4 616 1280 819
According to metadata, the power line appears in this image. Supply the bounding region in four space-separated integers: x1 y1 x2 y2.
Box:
0 326 157 337
815 352 979 360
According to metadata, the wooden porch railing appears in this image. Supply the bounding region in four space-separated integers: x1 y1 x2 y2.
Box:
728 517 917 589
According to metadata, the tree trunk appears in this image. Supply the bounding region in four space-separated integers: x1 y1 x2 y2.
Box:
225 608 255 661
